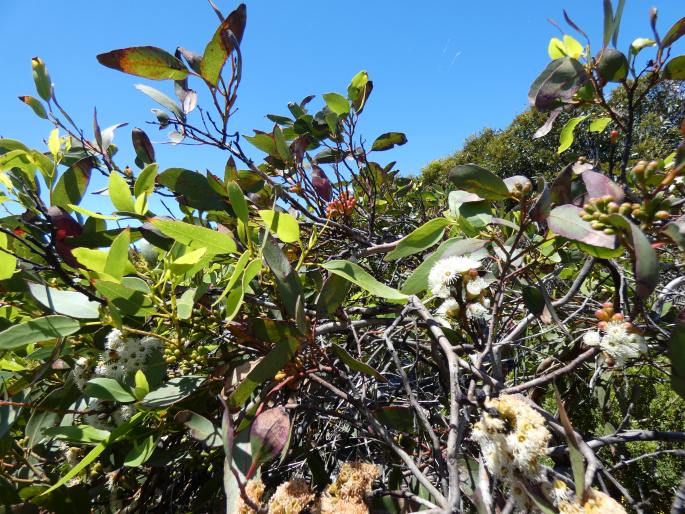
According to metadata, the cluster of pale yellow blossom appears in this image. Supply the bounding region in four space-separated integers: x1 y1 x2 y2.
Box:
236 461 379 514
428 253 493 326
471 395 626 513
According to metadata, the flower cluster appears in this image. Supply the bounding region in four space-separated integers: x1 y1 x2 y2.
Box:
236 478 266 514
471 394 550 480
583 305 647 367
72 329 162 390
429 253 493 327
553 481 627 513
269 479 315 514
317 461 379 513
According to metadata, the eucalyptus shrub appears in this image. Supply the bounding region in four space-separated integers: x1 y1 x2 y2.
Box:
1 2 685 513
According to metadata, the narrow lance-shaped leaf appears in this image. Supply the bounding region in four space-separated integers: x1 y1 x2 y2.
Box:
322 260 408 302
97 46 189 80
385 218 449 261
200 4 247 86
0 316 80 350
558 115 588 154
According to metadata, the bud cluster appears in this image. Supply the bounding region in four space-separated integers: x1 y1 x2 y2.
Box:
326 191 356 218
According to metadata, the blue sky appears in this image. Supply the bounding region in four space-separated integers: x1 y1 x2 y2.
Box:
1 0 683 207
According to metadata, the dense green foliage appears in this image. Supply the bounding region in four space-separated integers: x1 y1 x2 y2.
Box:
0 2 685 514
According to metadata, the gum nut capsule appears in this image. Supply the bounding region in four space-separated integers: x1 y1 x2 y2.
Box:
602 195 615 203
632 209 642 218
647 160 659 172
623 321 633 331
602 301 613 309
603 228 615 235
611 312 625 321
605 355 616 367
598 321 608 331
591 222 604 230
632 164 645 174
655 211 670 220
637 160 648 167
581 214 593 221
607 202 619 213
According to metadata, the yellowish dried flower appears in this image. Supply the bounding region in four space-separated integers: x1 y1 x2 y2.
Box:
582 489 626 514
236 478 265 514
327 461 379 501
268 479 315 514
315 495 369 514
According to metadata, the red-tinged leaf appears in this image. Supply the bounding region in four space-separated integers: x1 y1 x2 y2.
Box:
581 170 624 202
97 46 189 80
249 407 290 467
131 128 155 167
18 95 47 119
200 4 247 86
662 16 685 49
548 205 616 249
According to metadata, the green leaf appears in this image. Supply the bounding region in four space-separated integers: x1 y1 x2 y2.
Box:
548 205 616 249
0 232 16 280
606 214 658 298
18 95 48 119
229 335 299 409
547 37 566 59
557 115 588 154
401 238 487 294
134 84 184 120
521 285 545 316
84 378 135 403
51 160 92 209
588 117 612 133
448 164 510 200
105 228 131 281
157 168 225 211
371 132 408 151
97 46 189 80
142 376 205 408
28 282 100 319
133 370 150 401
94 280 154 317
316 272 352 315
244 132 279 158
528 57 587 111
227 181 249 224
176 411 223 447
42 412 143 495
322 92 350 116
200 4 247 86
259 210 300 243
67 204 118 220
331 344 386 382
124 434 156 467
596 48 628 82
43 425 110 444
170 248 207 276
322 260 408 302
630 37 656 56
385 218 449 261
134 163 158 197
262 235 306 331
0 316 80 350
31 57 52 102
177 287 197 320
662 17 685 49
109 172 135 212
664 55 685 80
151 218 236 255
